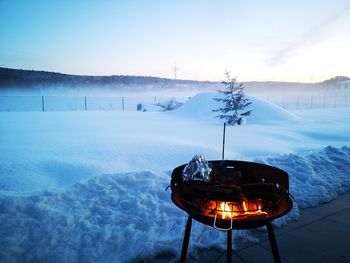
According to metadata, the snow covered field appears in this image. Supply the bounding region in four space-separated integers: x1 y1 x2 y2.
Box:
0 92 350 262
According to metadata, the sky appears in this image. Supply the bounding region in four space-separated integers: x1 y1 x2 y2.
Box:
0 0 349 82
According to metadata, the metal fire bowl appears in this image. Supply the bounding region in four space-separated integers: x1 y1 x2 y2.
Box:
171 160 293 230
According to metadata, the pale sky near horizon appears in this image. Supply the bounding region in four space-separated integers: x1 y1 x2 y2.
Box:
0 0 349 82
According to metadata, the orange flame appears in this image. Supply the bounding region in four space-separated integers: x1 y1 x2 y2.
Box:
204 199 268 220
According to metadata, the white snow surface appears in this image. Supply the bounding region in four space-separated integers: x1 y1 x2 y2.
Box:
173 92 300 123
0 92 350 262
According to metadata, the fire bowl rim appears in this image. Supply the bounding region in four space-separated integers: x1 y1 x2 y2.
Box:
170 159 293 230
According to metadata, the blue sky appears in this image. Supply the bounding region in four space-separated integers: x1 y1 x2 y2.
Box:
0 0 349 82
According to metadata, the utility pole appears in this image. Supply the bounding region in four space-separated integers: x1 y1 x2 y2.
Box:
173 63 179 80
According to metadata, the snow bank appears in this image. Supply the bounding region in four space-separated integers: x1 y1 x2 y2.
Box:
257 146 350 208
1 95 349 194
0 91 349 262
173 92 300 123
1 146 350 262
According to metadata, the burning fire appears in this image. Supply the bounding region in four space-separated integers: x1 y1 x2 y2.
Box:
204 199 268 220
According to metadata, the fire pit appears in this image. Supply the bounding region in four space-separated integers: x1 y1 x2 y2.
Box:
171 160 293 263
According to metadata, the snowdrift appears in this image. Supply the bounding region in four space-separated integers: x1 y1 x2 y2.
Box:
173 92 300 123
1 146 350 262
1 91 350 262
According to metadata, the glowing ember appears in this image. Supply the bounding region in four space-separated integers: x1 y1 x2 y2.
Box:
203 199 268 220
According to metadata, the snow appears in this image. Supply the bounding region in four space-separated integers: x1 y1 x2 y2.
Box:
173 92 300 123
0 92 350 262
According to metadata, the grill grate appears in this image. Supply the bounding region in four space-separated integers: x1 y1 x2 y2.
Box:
170 160 293 263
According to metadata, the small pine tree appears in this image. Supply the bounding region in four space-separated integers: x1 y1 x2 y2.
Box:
213 72 252 125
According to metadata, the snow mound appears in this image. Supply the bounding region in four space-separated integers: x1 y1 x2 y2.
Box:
173 92 299 123
1 146 350 262
0 171 260 263
256 145 350 208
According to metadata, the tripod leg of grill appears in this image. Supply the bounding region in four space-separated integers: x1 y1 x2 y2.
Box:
180 216 192 263
227 230 232 263
266 222 281 263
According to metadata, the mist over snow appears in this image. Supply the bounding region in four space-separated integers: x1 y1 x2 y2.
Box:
0 90 350 262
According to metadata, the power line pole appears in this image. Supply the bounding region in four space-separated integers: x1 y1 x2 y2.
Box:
173 63 179 80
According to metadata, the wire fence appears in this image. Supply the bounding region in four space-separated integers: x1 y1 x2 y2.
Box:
0 96 190 112
261 94 349 110
0 94 349 112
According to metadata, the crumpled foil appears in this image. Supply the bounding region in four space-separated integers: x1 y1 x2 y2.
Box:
182 155 212 181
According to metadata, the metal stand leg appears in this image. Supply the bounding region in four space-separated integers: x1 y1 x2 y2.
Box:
266 222 281 263
227 230 232 263
180 216 192 263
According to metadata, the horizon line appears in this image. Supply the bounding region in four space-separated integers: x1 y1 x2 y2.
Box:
1 66 347 84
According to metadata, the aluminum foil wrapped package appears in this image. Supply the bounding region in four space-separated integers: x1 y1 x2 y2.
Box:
183 155 212 181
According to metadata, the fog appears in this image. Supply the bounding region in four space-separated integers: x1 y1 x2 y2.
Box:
0 81 349 112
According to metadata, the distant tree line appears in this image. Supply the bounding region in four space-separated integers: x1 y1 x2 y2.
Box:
1 67 348 91
0 67 216 91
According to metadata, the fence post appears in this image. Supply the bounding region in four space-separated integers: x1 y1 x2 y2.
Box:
282 96 285 109
122 96 125 111
42 96 45 112
84 96 87 111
